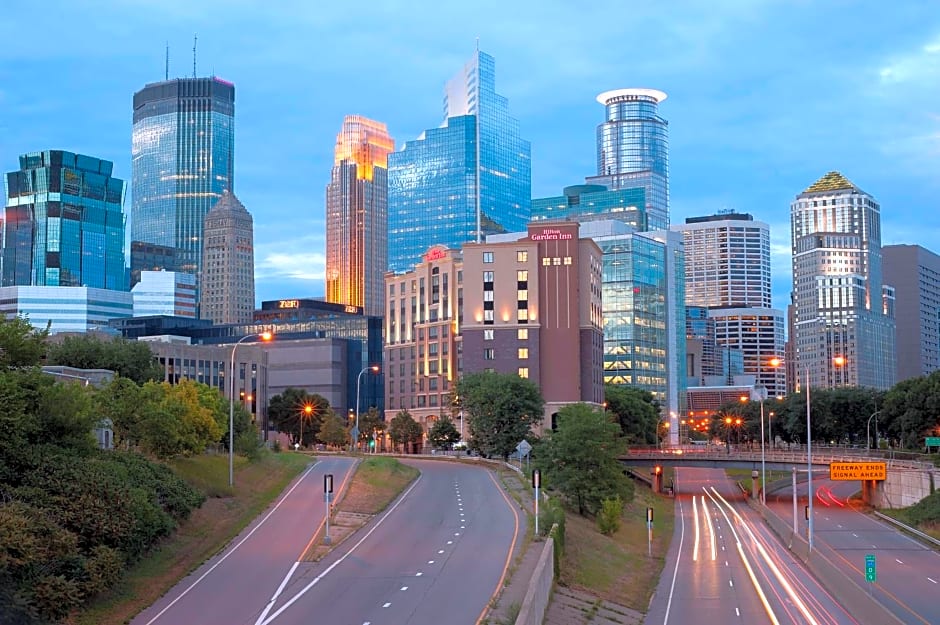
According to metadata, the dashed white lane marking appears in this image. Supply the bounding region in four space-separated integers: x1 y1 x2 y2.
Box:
725 561 729 566
416 572 423 577
721 545 726 551
729 580 734 588
454 532 460 536
447 541 453 545
383 602 391 608
896 558 904 565
736 608 740 616
438 549 445 554
928 577 937 584
853 533 859 538
428 560 435 564
400 586 408 591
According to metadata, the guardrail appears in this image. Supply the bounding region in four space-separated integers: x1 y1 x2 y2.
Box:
622 448 933 470
872 511 940 549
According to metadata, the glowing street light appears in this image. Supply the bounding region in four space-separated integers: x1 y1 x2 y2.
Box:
353 365 380 451
300 403 313 450
229 331 273 487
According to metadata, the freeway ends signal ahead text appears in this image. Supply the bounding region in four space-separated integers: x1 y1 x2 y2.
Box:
829 462 887 481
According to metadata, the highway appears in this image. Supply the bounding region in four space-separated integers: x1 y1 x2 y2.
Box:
133 457 519 625
645 467 857 625
769 478 940 625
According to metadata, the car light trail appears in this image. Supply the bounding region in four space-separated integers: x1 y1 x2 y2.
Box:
703 496 717 560
693 495 701 561
703 487 781 625
708 487 821 625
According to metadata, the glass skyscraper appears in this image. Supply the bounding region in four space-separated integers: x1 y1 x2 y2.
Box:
387 50 531 273
326 116 394 316
131 77 235 278
586 89 669 230
3 150 126 290
531 184 647 230
790 171 896 390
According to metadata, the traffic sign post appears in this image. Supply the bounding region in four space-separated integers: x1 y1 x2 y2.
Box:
927 437 940 452
865 554 876 594
324 474 334 545
532 469 541 536
647 507 654 556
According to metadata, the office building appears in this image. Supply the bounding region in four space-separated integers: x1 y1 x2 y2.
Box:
383 246 463 429
3 150 126 290
130 241 177 287
199 191 255 324
325 116 394 316
578 221 685 441
463 221 604 433
883 244 940 381
585 89 669 230
686 305 745 387
131 77 235 278
132 270 197 318
790 172 896 389
672 212 785 397
387 50 531 273
531 184 647 230
0 286 132 333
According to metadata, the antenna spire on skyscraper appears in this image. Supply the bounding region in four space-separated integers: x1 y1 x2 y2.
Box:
165 42 169 80
193 34 197 78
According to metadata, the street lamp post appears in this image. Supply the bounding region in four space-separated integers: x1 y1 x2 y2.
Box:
229 332 272 487
867 410 881 455
805 364 814 552
354 365 379 452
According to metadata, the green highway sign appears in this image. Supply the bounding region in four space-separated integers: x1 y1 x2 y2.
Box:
926 437 940 448
865 554 876 583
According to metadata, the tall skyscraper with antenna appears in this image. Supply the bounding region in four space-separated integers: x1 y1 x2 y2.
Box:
130 72 235 298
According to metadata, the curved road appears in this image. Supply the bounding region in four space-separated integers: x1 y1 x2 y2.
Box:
645 467 856 625
769 478 940 625
133 457 519 625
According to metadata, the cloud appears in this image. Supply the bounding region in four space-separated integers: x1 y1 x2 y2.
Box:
255 238 325 282
878 34 940 84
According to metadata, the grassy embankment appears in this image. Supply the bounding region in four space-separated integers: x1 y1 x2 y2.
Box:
725 468 792 494
878 490 940 541
335 456 420 514
74 452 311 625
560 485 675 611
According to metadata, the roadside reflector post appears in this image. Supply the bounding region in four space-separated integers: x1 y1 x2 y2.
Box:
324 474 334 545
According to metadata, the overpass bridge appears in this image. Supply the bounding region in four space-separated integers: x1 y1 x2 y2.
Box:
620 446 937 508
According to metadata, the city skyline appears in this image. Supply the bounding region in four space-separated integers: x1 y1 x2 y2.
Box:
1 1 938 310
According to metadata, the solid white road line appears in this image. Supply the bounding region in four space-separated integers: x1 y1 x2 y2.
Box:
661 470 686 625
253 562 300 625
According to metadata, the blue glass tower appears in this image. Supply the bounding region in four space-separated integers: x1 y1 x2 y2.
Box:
387 50 531 273
586 89 669 230
3 150 127 290
131 77 235 278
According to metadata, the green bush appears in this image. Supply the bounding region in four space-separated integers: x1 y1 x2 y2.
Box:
905 489 940 526
235 430 263 461
538 497 566 577
596 496 623 535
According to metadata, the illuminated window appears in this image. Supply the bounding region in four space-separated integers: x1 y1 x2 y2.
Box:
563 256 572 265
518 328 528 340
484 310 494 323
517 250 528 262
483 271 494 282
518 367 529 379
553 257 561 266
484 290 494 302
517 269 528 281
518 308 529 322
542 257 551 266
518 348 528 359
483 252 494 263
517 289 528 300
484 348 495 360
484 329 494 340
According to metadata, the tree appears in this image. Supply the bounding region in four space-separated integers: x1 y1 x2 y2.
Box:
95 377 143 449
389 410 422 453
455 371 544 459
46 335 162 384
267 388 330 446
0 316 48 370
319 411 349 448
428 416 461 449
604 384 660 444
535 403 632 516
357 407 386 450
882 372 940 449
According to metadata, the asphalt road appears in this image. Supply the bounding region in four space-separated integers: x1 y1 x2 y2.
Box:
645 467 857 625
133 457 519 625
133 456 358 625
255 459 520 625
768 478 940 625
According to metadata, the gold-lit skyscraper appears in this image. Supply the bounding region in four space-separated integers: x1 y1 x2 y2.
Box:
325 116 394 316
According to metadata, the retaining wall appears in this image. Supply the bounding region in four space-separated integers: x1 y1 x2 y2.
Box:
515 534 555 625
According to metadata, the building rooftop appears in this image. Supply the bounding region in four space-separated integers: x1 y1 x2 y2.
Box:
803 171 860 194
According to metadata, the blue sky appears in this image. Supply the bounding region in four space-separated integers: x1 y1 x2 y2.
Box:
1 0 938 310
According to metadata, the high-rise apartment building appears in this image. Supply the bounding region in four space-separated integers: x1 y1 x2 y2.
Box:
3 150 126 290
325 116 394 316
464 222 604 433
882 244 940 381
131 77 235 278
387 50 531 273
672 212 785 397
586 89 669 230
199 191 255 324
790 172 896 389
